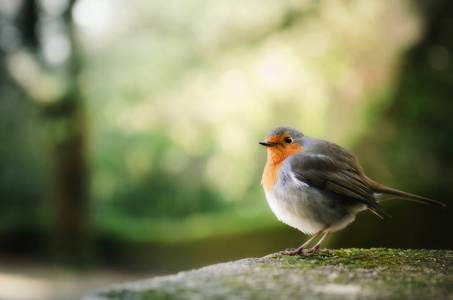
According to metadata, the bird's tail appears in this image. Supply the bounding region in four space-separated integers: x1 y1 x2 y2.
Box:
368 179 445 208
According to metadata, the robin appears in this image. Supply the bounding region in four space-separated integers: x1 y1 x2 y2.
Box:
259 126 445 256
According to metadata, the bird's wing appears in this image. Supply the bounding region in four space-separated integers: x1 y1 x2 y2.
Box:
290 141 384 214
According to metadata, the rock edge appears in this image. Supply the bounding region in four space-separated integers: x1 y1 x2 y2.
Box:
83 248 453 300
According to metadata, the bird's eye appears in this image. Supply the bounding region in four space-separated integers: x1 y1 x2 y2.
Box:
284 137 292 144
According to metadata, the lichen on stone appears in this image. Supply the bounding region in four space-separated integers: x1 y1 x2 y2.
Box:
84 248 453 300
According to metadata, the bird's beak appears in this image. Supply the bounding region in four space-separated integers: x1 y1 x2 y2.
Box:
259 141 275 147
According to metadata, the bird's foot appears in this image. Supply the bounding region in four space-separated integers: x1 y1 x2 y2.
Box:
279 247 332 256
278 247 312 256
284 247 297 252
278 248 305 256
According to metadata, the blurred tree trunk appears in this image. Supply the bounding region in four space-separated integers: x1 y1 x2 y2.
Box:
47 101 90 264
16 0 91 263
47 0 91 264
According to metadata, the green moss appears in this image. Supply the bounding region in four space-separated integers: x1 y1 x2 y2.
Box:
266 248 452 271
259 248 453 299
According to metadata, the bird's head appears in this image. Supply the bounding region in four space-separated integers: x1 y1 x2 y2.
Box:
259 126 304 163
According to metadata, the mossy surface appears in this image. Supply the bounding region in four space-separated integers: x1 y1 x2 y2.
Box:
84 248 453 300
266 248 452 270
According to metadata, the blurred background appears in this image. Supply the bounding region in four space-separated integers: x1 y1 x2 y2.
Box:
0 0 452 299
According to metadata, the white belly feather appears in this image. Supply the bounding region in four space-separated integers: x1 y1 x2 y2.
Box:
264 169 362 234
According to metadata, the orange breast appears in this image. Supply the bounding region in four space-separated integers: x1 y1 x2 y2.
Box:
261 143 303 192
262 160 283 192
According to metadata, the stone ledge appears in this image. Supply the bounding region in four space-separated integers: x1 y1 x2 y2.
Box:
83 248 453 300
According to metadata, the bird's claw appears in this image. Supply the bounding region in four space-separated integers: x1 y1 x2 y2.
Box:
278 248 332 256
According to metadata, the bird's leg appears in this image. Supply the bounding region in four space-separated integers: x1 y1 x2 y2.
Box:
303 231 331 254
281 228 325 256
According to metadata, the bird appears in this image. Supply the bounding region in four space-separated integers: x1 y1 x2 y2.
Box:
259 126 445 256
